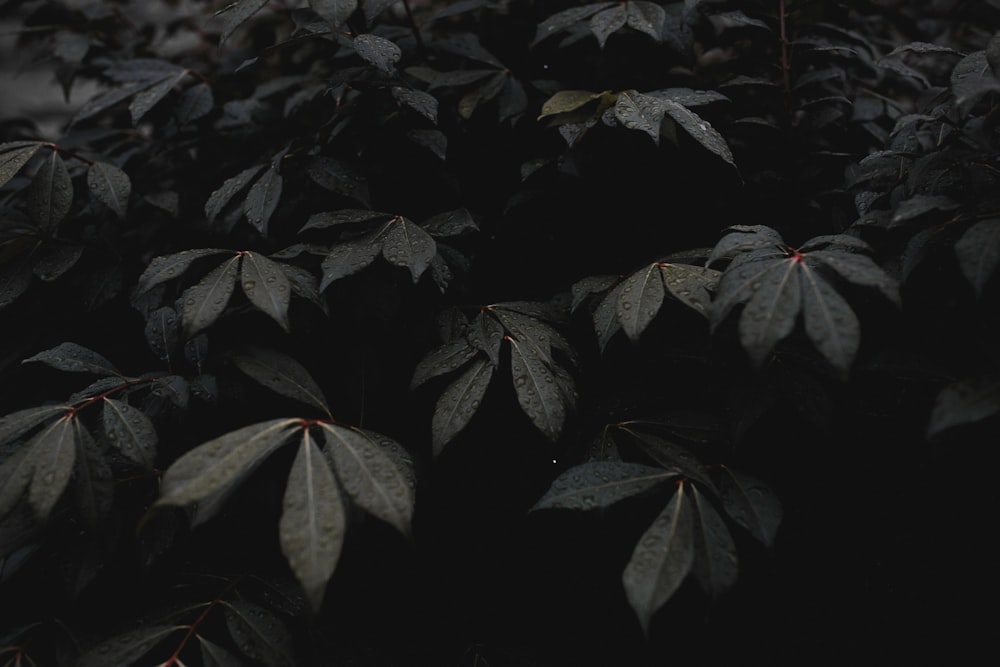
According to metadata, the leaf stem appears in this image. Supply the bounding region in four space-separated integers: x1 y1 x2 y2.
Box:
400 0 426 55
778 0 791 116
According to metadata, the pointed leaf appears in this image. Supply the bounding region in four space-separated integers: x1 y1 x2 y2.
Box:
626 1 665 41
807 250 900 306
0 405 72 446
301 209 392 232
532 461 678 510
594 282 625 351
431 357 494 455
0 257 33 310
76 625 183 667
410 339 479 389
280 431 345 611
216 0 270 43
927 376 1000 437
392 85 438 123
244 167 282 235
34 242 84 282
27 150 73 231
0 446 35 521
799 264 860 377
623 484 695 633
422 208 478 237
181 256 241 338
310 0 358 28
240 252 291 331
157 418 300 522
135 248 233 295
103 398 158 470
71 82 146 125
145 306 180 363
954 218 1000 297
174 82 214 125
87 161 131 220
708 225 785 266
509 338 565 440
354 34 402 74
491 305 573 363
533 3 615 45
229 345 330 416
591 5 628 48
28 416 78 521
716 466 782 547
205 165 265 223
737 260 801 367
659 262 719 315
23 342 120 376
661 99 735 165
615 90 667 144
130 70 188 124
224 600 295 667
690 486 738 599
306 156 369 206
467 310 504 366
73 424 114 527
617 263 666 341
382 217 437 283
199 635 245 667
618 426 715 490
0 142 42 189
537 90 608 120
319 230 384 290
321 423 415 534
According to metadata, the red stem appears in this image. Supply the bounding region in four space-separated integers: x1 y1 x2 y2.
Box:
779 0 791 114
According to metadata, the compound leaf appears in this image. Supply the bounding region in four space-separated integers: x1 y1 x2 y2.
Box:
466 310 504 366
626 1 665 41
431 357 493 455
615 90 666 144
216 0 270 44
799 265 859 377
659 262 719 315
205 165 265 223
622 484 695 634
0 446 35 521
229 345 331 417
87 161 131 220
533 3 615 46
532 461 678 510
129 70 188 124
240 252 291 331
181 255 241 338
738 260 801 367
591 5 627 49
280 430 345 612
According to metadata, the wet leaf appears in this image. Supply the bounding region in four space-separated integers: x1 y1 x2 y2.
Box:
73 424 114 527
622 484 694 634
181 256 241 338
492 304 573 364
927 376 1000 437
174 82 214 125
224 600 295 667
157 418 300 523
87 161 131 220
707 225 785 266
27 150 73 231
76 625 182 667
310 0 358 28
617 426 715 490
319 229 385 290
954 218 1000 297
151 375 190 409
230 345 330 416
617 263 665 341
716 466 782 547
354 34 402 74
807 249 900 306
392 85 438 123
410 339 479 389
145 306 180 363
614 90 667 144
591 4 627 48
422 208 478 237
321 423 415 534
205 165 265 223
280 431 345 611
626 1 665 42
23 342 121 376
738 259 800 367
0 446 35 521
382 217 437 282
593 282 625 351
0 405 72 447
301 209 391 232
431 357 493 455
244 167 282 235
466 310 504 366
135 248 232 295
690 486 738 599
532 461 678 511
199 635 245 667
129 70 188 124
659 262 719 315
661 98 734 165
27 416 78 521
0 141 43 189
240 252 291 331
799 266 859 377
509 337 566 440
33 242 84 282
458 72 507 119
216 0 270 43
533 3 615 46
306 156 369 206
103 398 158 470
363 0 401 23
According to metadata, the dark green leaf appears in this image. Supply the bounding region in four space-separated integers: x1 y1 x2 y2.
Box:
532 461 678 510
0 142 43 189
467 310 504 366
354 34 402 74
626 1 665 42
615 90 667 143
509 337 566 440
954 218 1000 297
103 398 158 470
224 600 295 667
708 225 785 266
73 424 114 527
27 150 73 231
244 167 282 235
104 58 184 82
738 260 800 367
199 635 246 667
33 243 83 282
310 0 358 28
622 484 695 634
382 217 437 282
458 72 507 119
927 376 1000 437
591 5 627 48
617 426 715 490
617 263 665 341
533 3 615 46
240 252 291 331
216 0 270 44
422 208 478 237
151 375 190 409
661 98 735 165
799 265 859 377
301 209 392 232
363 0 401 23
0 258 31 310
0 446 35 521
659 262 719 315
319 228 386 290
431 357 493 455
129 70 188 124
181 256 241 338
806 250 900 306
593 282 625 351
716 466 782 547
87 161 131 220
27 416 78 521
76 625 182 667
411 339 479 389
23 342 120 376
571 275 619 311
174 82 214 125
157 418 300 523
0 405 72 447
391 86 438 123
321 423 415 534
205 165 265 223
135 248 232 295
71 82 145 125
280 431 345 611
306 157 369 206
690 486 738 599
951 51 1000 114
230 345 330 417
145 306 180 363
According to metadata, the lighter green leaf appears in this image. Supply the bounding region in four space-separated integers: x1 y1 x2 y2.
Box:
321 423 415 533
431 357 494 455
244 167 282 235
716 465 782 547
181 256 241 338
509 338 565 440
532 461 678 511
799 264 859 377
240 252 291 331
954 218 1000 298
27 416 78 521
623 484 695 634
0 142 43 189
102 398 157 470
691 486 738 599
224 600 295 667
76 625 183 667
280 431 345 611
382 217 437 283
230 345 330 416
157 418 300 523
617 263 665 341
27 150 73 231
135 248 233 295
87 161 131 220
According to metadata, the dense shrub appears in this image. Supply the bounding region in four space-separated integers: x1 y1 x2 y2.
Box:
1 1 998 664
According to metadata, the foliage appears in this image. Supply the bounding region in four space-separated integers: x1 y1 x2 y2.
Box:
1 0 998 664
